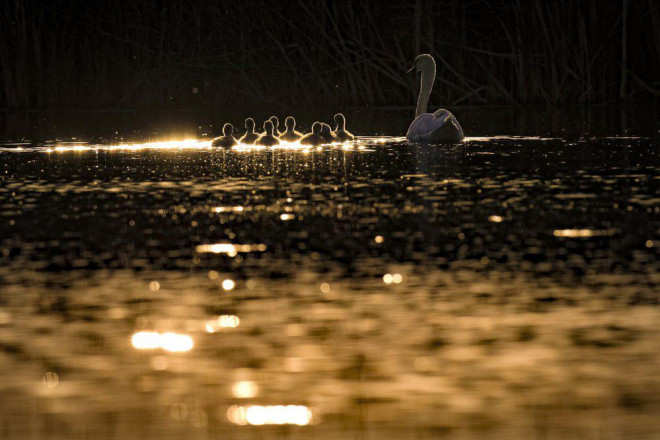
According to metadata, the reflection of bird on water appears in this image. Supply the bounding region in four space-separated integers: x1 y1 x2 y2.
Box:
300 122 325 146
256 121 280 146
239 118 259 144
406 54 464 143
279 116 303 142
332 113 354 141
212 123 237 148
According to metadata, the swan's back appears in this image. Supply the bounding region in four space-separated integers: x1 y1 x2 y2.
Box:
212 136 237 148
240 132 260 144
212 124 237 148
300 122 325 146
334 129 354 142
406 114 436 141
256 133 279 146
280 130 302 142
300 133 324 146
406 110 464 142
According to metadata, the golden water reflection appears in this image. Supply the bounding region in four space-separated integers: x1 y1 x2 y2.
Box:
231 381 259 398
227 405 315 426
205 315 240 332
195 243 267 256
553 228 617 238
212 206 244 213
38 136 392 153
131 331 194 352
0 133 657 439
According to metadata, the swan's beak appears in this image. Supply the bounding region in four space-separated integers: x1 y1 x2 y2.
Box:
406 66 416 74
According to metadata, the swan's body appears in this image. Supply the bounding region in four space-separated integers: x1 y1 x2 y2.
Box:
269 116 284 137
300 122 325 146
212 123 237 148
256 121 280 146
239 118 259 144
332 113 354 141
406 54 464 142
319 123 339 143
279 116 303 142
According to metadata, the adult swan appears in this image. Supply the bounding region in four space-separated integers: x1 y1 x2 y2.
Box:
406 54 464 142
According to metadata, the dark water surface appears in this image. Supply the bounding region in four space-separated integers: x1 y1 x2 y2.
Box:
0 110 658 439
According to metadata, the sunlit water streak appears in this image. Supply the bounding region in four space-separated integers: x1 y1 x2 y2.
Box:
227 405 315 426
206 315 240 333
0 136 391 153
463 135 560 142
0 135 567 154
0 134 655 154
131 331 194 352
553 228 618 238
231 381 258 398
195 243 267 256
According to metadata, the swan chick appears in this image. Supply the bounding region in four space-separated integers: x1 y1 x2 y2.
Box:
278 116 303 142
300 122 325 146
333 113 354 141
319 123 339 143
268 116 284 137
256 120 280 146
212 123 237 148
239 118 259 144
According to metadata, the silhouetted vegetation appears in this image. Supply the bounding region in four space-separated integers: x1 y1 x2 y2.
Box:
1 0 658 110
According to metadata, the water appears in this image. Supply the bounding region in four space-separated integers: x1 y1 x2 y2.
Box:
0 110 658 439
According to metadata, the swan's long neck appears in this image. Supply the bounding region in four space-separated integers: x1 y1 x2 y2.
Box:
415 63 436 117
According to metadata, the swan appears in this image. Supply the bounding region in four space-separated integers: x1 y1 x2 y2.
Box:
239 118 259 144
406 54 464 142
256 120 280 146
332 113 354 141
212 123 237 148
319 123 339 143
279 116 303 142
300 122 325 146
268 116 284 137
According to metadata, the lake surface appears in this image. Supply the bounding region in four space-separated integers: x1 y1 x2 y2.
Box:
0 109 658 439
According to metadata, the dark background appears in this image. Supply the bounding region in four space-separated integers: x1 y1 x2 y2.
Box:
1 0 659 112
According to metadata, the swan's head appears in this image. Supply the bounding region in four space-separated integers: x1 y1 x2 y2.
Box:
311 122 322 134
269 116 279 128
223 123 233 136
333 113 346 126
285 116 296 129
408 54 435 73
264 120 274 134
320 123 331 135
245 118 255 131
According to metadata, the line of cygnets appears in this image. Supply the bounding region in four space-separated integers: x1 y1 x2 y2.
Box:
212 113 354 148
